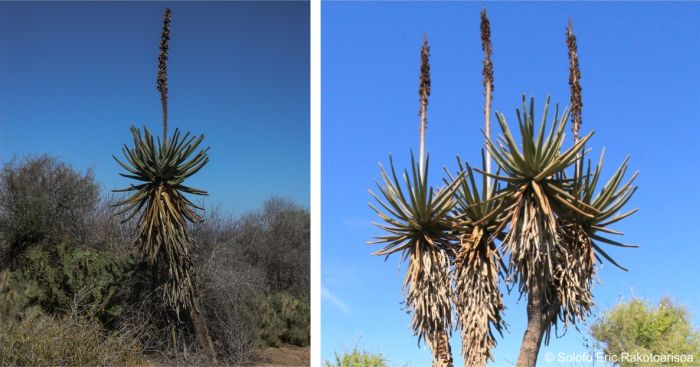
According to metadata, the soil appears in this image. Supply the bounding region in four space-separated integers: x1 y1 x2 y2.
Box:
250 346 310 367
138 346 310 367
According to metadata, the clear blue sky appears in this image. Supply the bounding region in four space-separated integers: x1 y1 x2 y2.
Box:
0 1 309 214
322 2 700 366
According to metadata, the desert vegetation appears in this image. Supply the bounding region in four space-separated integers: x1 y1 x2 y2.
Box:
369 9 638 367
0 155 310 366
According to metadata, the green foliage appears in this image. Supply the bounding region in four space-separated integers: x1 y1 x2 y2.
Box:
258 292 310 347
324 347 388 367
0 270 42 327
369 153 462 258
591 298 700 366
0 270 143 366
14 243 131 322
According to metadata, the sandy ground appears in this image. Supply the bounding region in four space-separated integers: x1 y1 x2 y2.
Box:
250 346 310 367
138 346 310 367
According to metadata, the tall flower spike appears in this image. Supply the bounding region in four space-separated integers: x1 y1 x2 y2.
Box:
157 8 172 140
480 8 494 196
418 34 431 177
567 19 582 143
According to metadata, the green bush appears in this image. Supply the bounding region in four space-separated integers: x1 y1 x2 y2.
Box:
0 270 42 327
0 270 143 366
258 292 310 347
324 348 388 367
14 243 131 322
591 297 700 366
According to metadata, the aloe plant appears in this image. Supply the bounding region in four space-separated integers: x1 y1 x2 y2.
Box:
483 96 637 366
369 154 462 367
482 97 586 365
113 126 209 315
112 8 217 364
369 36 462 367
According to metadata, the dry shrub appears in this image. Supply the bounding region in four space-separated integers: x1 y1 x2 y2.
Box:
0 155 99 265
192 199 310 359
194 208 266 364
1 312 144 366
199 249 266 364
233 198 310 297
0 271 144 366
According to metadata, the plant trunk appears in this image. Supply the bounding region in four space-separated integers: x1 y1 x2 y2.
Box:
429 330 454 367
189 306 219 366
517 281 546 367
517 281 560 367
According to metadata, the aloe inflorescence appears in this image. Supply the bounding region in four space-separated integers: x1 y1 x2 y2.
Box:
567 20 582 143
418 34 431 175
157 8 172 140
480 9 495 197
419 35 431 116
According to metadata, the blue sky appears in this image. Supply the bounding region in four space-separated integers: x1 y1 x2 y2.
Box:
322 2 700 366
0 2 309 214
